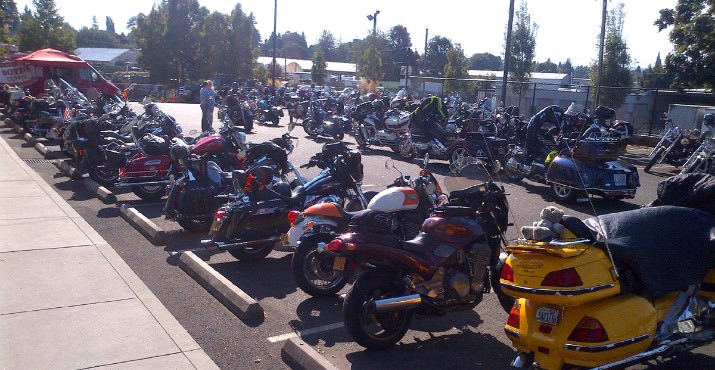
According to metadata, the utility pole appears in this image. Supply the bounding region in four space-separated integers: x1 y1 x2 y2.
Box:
271 0 278 87
596 0 607 108
501 0 515 106
424 28 429 57
367 10 380 35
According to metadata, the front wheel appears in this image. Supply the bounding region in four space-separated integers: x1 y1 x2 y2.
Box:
333 129 344 141
644 147 665 173
343 272 413 350
355 129 369 148
132 184 165 201
448 143 476 165
88 166 120 188
397 137 414 159
243 118 254 132
503 154 525 182
551 183 582 203
176 215 212 232
271 116 280 126
303 120 318 137
291 235 349 297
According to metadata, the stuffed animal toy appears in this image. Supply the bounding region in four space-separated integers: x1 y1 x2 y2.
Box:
521 206 566 241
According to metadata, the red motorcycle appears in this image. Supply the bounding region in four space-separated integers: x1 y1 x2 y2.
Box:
330 160 513 350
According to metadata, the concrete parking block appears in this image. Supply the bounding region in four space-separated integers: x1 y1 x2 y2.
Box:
281 337 340 370
0 299 182 370
0 245 135 314
0 217 92 252
53 159 81 179
23 132 37 144
179 251 264 321
34 141 49 157
119 204 166 245
83 177 117 204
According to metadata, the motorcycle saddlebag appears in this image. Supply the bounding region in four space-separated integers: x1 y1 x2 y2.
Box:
104 149 127 169
348 209 393 234
571 138 621 161
139 134 169 156
179 179 223 216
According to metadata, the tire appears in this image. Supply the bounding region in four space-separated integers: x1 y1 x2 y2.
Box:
491 259 515 314
503 154 525 182
644 147 665 173
88 166 119 188
448 143 476 166
551 183 582 203
227 241 274 262
132 184 165 201
303 120 318 137
176 215 212 232
333 130 344 141
342 272 413 350
291 234 349 297
355 130 369 148
271 116 280 126
397 137 414 159
243 118 253 132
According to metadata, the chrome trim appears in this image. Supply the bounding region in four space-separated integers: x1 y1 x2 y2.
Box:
500 282 616 296
563 334 650 353
504 328 521 338
590 343 669 370
115 179 171 187
545 238 592 246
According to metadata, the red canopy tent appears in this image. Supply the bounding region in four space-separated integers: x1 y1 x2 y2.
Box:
12 48 89 68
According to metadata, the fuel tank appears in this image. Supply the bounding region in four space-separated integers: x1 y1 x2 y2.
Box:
192 135 225 155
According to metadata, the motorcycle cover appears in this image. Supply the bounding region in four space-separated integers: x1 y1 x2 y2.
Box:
649 173 715 216
585 206 715 299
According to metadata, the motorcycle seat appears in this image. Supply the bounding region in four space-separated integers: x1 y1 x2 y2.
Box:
100 130 133 143
400 232 432 254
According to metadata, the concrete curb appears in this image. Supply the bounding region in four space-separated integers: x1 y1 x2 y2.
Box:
178 251 264 321
281 337 340 370
23 132 38 144
53 159 81 179
34 141 50 158
119 203 165 245
83 177 117 204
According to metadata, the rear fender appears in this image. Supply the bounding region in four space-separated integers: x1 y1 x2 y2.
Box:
546 156 582 188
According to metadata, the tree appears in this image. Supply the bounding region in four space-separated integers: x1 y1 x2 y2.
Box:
507 0 537 98
443 44 468 94
424 35 453 76
360 40 383 83
105 16 115 34
199 11 231 77
534 58 557 73
589 2 632 108
0 0 19 44
17 0 76 52
311 48 327 85
228 4 259 79
135 4 169 82
76 26 119 48
468 52 502 70
315 30 337 61
641 52 674 88
655 0 715 88
557 58 574 75
282 31 308 59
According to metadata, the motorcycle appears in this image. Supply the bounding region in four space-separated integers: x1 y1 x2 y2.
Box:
256 98 284 126
680 137 715 175
303 100 346 140
286 157 444 297
646 123 703 173
217 91 254 132
502 205 715 370
201 142 370 262
352 101 412 154
334 159 513 350
503 136 639 202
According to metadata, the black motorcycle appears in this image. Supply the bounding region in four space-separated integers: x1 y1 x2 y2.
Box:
201 142 370 261
217 90 254 132
303 100 346 140
645 124 702 173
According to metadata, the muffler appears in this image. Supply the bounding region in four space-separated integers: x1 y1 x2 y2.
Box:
115 180 171 187
372 294 422 312
200 237 278 250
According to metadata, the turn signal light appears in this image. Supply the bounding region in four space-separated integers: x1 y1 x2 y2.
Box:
287 210 301 224
325 239 344 252
506 301 521 329
568 316 609 343
500 262 514 282
541 267 583 287
214 210 227 222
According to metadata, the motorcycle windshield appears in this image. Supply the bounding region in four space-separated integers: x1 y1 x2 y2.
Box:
444 157 494 195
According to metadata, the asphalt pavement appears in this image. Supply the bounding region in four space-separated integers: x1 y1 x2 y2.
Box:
2 102 714 369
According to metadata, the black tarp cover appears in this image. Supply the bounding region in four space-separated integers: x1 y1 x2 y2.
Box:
585 206 715 299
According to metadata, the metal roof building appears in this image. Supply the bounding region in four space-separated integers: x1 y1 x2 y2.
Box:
74 48 138 71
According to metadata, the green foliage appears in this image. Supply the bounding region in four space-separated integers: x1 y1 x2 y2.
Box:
17 0 76 52
229 5 259 79
557 59 573 75
468 52 502 70
424 35 452 76
0 0 19 43
311 48 327 85
105 16 115 34
655 0 715 88
534 58 557 73
640 53 674 88
589 2 632 108
508 0 537 97
443 44 468 94
76 26 119 47
360 39 383 83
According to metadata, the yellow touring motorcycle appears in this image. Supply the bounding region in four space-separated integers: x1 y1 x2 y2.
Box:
501 206 715 369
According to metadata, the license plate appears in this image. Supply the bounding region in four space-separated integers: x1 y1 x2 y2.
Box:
536 306 560 325
280 233 289 245
210 221 222 234
614 174 627 186
332 256 346 271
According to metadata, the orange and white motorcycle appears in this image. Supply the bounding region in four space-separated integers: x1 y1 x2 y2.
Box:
285 158 445 297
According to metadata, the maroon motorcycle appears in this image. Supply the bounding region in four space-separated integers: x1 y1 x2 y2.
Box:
328 160 513 350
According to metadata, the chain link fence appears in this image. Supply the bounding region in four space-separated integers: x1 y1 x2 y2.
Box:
406 76 715 136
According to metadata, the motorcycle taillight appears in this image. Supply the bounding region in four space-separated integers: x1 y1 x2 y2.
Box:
567 316 609 343
325 239 344 252
287 210 302 224
214 210 227 222
541 268 583 287
506 301 521 329
500 262 514 282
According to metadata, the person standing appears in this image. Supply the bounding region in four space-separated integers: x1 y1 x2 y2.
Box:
200 80 217 132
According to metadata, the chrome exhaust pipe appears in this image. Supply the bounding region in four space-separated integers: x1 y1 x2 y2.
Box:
591 344 671 370
200 237 279 251
115 180 171 187
372 294 422 312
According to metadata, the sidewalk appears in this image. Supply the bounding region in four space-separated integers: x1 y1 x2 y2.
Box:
0 133 218 369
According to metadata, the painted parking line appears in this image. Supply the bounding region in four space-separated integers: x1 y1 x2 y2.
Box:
267 322 344 343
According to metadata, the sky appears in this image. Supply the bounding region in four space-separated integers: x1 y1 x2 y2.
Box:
15 0 676 68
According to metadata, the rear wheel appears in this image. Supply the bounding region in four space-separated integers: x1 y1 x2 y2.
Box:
304 120 318 137
333 130 345 141
551 183 582 203
503 154 525 182
227 241 274 262
132 184 165 201
176 215 212 232
355 129 369 148
644 147 665 173
271 116 280 126
292 234 348 297
343 272 412 350
243 118 254 132
88 166 119 188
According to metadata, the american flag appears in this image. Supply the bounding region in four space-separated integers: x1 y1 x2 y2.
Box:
63 106 73 121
